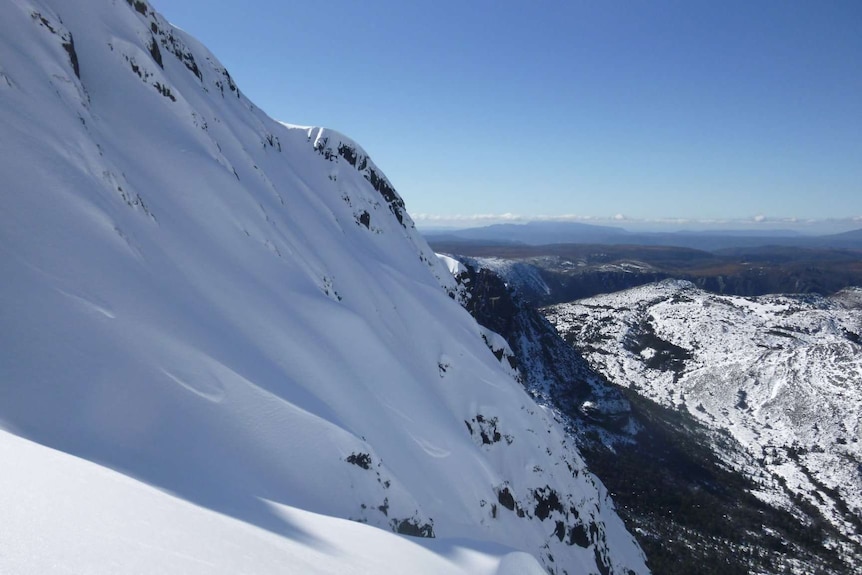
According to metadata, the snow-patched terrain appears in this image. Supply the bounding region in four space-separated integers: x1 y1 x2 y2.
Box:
546 281 862 549
0 1 646 573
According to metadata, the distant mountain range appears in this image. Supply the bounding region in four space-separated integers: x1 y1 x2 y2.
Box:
424 221 862 251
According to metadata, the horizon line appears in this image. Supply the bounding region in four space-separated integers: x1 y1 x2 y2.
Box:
411 213 862 230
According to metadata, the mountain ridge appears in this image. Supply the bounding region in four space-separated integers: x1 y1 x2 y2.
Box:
425 222 862 251
0 1 646 573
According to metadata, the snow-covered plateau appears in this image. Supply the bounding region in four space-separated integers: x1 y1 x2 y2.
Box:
0 0 647 573
545 280 862 564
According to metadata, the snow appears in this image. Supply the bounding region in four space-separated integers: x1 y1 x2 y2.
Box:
546 280 862 547
0 1 646 573
461 256 552 298
437 252 468 276
0 430 539 575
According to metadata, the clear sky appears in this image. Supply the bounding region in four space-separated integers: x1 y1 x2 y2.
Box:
151 0 861 231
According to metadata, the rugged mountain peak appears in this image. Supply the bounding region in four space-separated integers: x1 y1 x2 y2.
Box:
306 127 408 226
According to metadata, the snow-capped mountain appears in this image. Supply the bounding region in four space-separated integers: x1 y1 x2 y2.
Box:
0 1 647 573
545 281 862 567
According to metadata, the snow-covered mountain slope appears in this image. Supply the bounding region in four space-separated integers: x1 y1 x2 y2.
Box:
0 430 547 575
546 281 862 562
0 1 647 573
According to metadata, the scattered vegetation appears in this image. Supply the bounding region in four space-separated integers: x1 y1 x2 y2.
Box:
581 391 853 575
622 318 691 377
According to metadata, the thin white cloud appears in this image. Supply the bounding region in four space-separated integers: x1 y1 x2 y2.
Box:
412 213 525 222
410 212 862 233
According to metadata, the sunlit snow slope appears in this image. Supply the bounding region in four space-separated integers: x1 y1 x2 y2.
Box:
0 431 548 575
0 1 647 573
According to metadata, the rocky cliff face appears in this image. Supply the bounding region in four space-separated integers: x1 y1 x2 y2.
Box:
448 259 636 442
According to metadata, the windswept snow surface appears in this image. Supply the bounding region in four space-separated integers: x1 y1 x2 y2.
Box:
437 253 468 278
0 1 646 573
0 430 544 575
546 281 862 551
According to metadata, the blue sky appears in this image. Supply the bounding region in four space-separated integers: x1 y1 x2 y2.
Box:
151 0 861 231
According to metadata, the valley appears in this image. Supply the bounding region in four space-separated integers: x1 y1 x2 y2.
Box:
445 257 862 574
430 239 862 304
